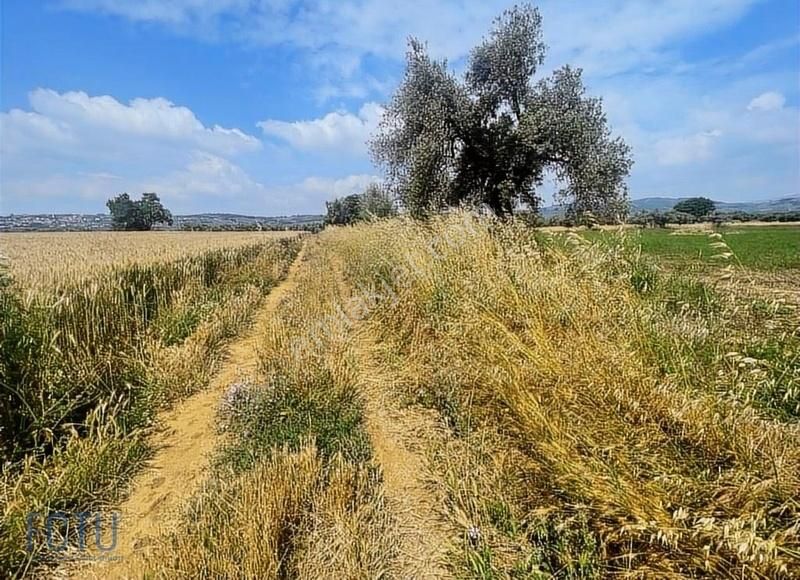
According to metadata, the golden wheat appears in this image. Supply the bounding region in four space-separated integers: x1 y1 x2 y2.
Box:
0 231 297 289
0 234 302 576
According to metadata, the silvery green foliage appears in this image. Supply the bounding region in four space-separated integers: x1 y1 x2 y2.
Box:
466 3 545 118
370 4 633 220
522 65 633 219
370 39 469 215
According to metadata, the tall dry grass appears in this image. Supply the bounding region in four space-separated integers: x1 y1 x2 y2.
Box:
326 213 799 578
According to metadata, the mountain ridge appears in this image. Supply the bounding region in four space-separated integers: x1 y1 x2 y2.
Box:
541 195 800 216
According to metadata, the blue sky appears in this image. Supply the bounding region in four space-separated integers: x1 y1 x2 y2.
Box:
1 0 798 215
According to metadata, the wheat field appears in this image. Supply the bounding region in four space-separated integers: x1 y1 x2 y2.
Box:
0 232 302 575
0 231 296 289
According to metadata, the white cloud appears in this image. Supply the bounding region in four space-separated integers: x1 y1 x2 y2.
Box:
256 174 381 215
0 153 268 206
19 89 261 155
747 91 786 112
0 85 384 214
1 154 378 214
143 152 269 200
59 0 763 78
0 172 129 203
0 88 268 213
0 109 73 154
654 129 722 166
540 0 761 75
313 77 394 104
59 0 251 26
258 103 383 154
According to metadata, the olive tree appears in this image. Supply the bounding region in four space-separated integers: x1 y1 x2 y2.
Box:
370 4 633 220
360 183 396 219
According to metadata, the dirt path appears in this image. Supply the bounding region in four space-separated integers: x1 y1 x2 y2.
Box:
355 335 456 578
330 258 457 578
73 243 306 579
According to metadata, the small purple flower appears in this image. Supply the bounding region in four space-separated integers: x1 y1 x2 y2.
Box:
218 381 254 429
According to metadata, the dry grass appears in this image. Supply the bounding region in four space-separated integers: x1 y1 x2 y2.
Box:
130 236 401 579
326 213 800 578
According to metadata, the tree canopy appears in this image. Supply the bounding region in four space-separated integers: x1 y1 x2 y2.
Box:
324 184 396 226
106 192 173 231
673 197 716 218
370 4 632 220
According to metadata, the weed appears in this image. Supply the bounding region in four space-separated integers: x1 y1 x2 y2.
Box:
215 373 371 474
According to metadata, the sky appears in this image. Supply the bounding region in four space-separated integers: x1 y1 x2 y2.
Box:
0 0 798 216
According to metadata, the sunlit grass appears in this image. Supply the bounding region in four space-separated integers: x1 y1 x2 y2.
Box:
0 234 301 576
325 213 799 577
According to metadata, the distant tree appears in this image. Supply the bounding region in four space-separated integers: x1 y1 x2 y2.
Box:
673 197 715 219
324 184 397 226
106 193 173 231
370 4 632 220
722 211 756 223
760 210 800 222
360 184 396 219
137 192 173 229
663 210 698 225
106 193 138 229
648 211 669 228
324 194 363 226
629 211 669 228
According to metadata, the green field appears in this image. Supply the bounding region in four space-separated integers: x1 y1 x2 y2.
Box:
583 225 800 271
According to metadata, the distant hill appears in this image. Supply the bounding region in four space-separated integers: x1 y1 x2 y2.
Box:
541 195 800 217
3 196 798 232
712 196 800 213
0 212 324 232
